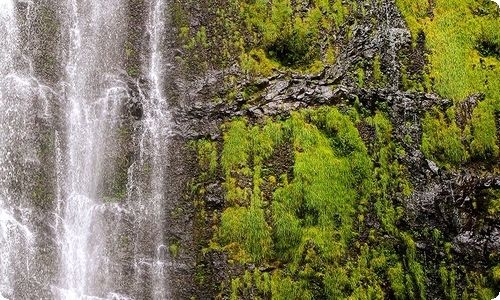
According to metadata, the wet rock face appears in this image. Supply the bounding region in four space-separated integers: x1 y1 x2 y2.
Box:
169 0 500 298
7 0 498 298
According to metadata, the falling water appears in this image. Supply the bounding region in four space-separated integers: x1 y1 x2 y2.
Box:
54 0 129 298
0 0 179 298
128 0 174 298
0 0 32 297
0 1 51 298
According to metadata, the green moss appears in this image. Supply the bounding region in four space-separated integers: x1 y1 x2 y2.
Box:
180 0 500 297
221 119 250 176
172 0 189 29
493 265 500 283
169 239 180 258
197 140 218 177
373 54 386 85
230 277 241 300
179 0 352 80
470 101 499 159
357 67 366 87
402 233 426 300
193 94 500 299
208 107 424 298
439 263 458 300
217 206 272 263
421 108 469 167
388 263 406 300
394 0 429 42
396 0 500 167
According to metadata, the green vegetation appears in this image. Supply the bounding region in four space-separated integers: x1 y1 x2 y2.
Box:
191 107 457 299
191 100 500 298
196 139 218 179
236 0 349 73
175 0 356 80
396 0 500 167
169 239 181 258
183 0 500 298
421 108 469 167
373 54 386 85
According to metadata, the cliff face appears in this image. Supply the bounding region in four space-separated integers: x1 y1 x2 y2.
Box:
3 0 500 299
169 0 500 298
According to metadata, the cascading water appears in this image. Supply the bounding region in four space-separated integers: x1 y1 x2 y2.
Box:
0 0 180 298
0 2 36 298
126 0 174 298
54 0 130 298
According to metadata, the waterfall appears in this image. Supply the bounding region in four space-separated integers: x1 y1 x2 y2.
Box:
0 1 36 298
54 0 130 298
127 0 175 298
0 0 178 298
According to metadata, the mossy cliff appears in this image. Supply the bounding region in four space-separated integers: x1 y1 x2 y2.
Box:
166 0 500 299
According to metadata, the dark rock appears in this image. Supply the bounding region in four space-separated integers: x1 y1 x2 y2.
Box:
264 80 290 101
426 159 439 175
453 231 485 256
456 93 484 129
205 183 223 209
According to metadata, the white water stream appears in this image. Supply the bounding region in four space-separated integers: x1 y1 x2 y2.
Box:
0 1 36 298
0 0 177 298
54 1 129 298
127 0 174 298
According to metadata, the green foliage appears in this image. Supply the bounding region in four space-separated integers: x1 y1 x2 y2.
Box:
216 117 288 263
357 67 365 87
402 233 426 300
230 277 241 300
439 263 458 300
196 140 218 177
493 265 500 283
218 205 272 263
421 108 469 167
272 192 302 260
370 112 410 234
212 107 426 298
221 119 250 176
466 272 497 300
239 49 280 77
397 0 500 166
388 263 406 300
169 239 180 258
270 273 313 300
476 24 500 59
253 269 271 295
273 108 373 262
266 17 320 68
416 0 500 102
240 0 323 69
205 107 452 299
470 101 499 159
394 0 429 41
373 54 386 85
202 0 350 77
